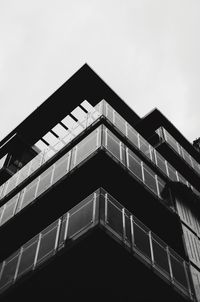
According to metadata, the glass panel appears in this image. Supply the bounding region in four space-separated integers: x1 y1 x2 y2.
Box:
127 125 139 148
37 221 59 264
191 265 200 301
29 153 43 174
58 213 69 248
133 222 151 259
37 167 53 197
17 237 39 278
143 166 157 195
0 194 19 226
152 238 170 276
165 131 180 154
167 163 178 181
67 201 93 238
0 154 7 169
114 111 126 135
71 128 99 169
17 162 31 185
105 131 121 162
106 200 123 237
139 136 151 160
19 179 38 211
170 253 188 289
155 151 167 175
0 252 19 290
52 152 70 184
5 173 19 196
127 150 143 181
105 103 114 123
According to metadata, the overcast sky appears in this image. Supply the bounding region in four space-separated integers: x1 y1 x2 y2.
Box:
0 0 200 143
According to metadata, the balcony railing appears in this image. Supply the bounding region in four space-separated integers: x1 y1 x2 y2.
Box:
156 127 200 178
0 189 193 300
0 125 167 229
1 100 200 204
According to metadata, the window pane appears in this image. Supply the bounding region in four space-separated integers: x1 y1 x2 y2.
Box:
37 167 53 197
17 238 38 278
106 201 123 238
52 152 70 184
152 238 170 276
0 253 19 290
133 222 151 260
67 201 94 238
37 221 59 264
127 150 143 181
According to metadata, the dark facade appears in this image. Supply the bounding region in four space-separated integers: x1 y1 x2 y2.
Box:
0 64 200 301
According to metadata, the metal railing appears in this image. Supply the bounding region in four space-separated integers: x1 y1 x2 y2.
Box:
0 189 193 300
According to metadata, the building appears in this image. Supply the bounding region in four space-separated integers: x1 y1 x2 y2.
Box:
0 64 200 301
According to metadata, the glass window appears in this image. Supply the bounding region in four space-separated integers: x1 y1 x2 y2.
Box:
17 237 39 278
106 200 123 238
37 167 53 197
0 252 19 290
67 201 94 239
152 237 170 276
0 194 19 226
37 221 59 265
127 149 143 181
52 152 70 184
133 222 151 260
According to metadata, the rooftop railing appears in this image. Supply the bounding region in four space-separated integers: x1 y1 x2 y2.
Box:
0 189 193 300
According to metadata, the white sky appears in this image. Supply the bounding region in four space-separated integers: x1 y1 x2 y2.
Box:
0 0 200 143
